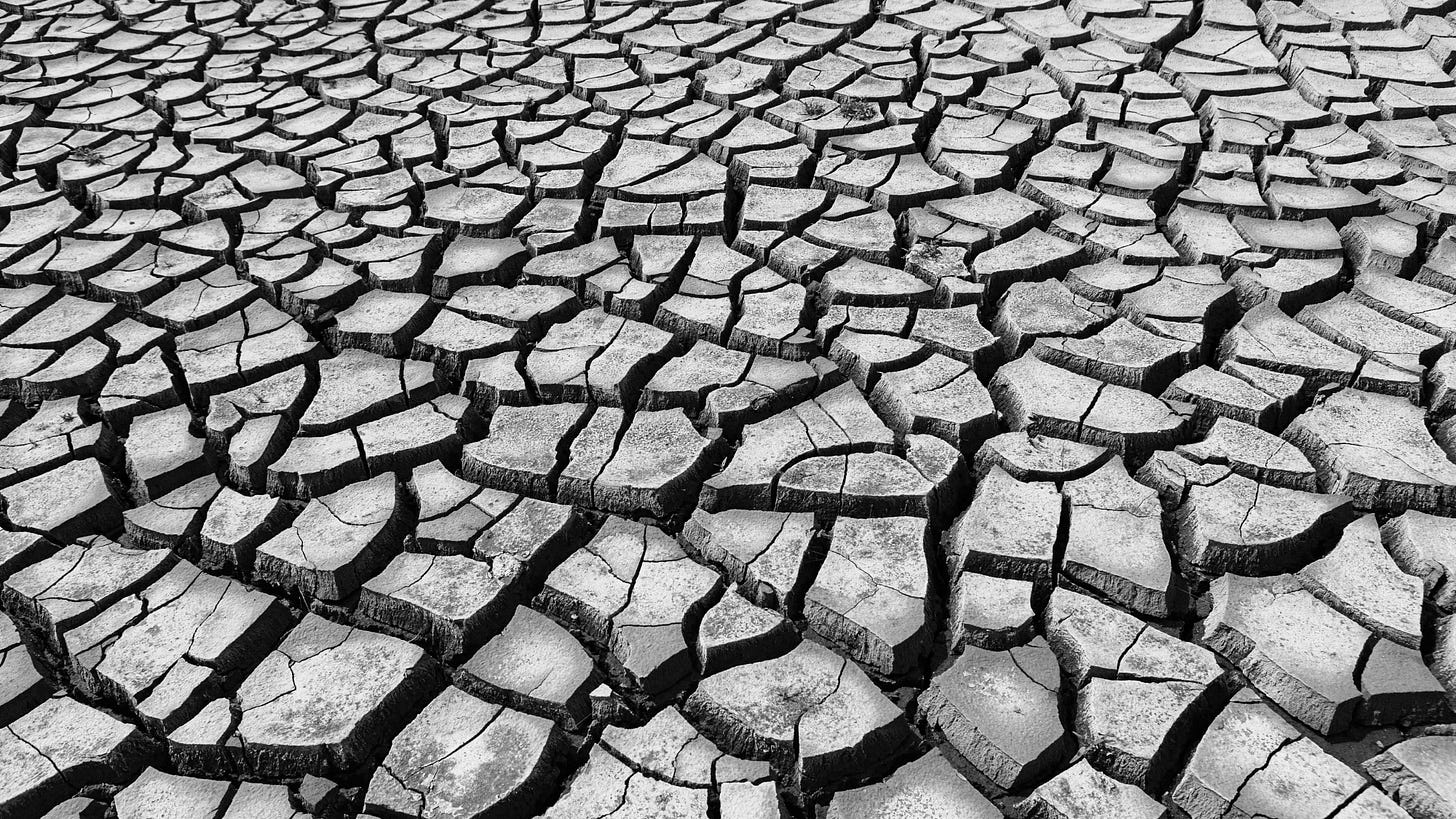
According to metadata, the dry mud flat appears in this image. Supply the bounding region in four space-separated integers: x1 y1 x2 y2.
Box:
6 0 1456 815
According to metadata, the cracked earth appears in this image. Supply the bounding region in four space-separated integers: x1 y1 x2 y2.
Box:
6 0 1456 816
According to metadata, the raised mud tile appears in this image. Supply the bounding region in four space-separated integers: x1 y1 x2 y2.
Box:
600 706 771 788
0 286 58 339
720 781 785 819
991 355 1193 459
446 284 578 338
557 407 717 517
945 466 1060 583
166 698 239 780
472 494 578 567
1202 573 1446 735
1163 365 1285 432
1176 417 1318 491
230 780 308 817
949 570 1037 652
1382 510 1456 612
406 461 510 554
536 516 720 697
2 295 117 351
1173 690 1411 819
122 475 222 553
702 381 893 511
1062 459 1178 617
920 638 1070 790
519 240 624 297
995 279 1110 359
680 507 817 612
461 403 591 499
656 345 837 430
824 750 1000 819
1296 294 1440 402
868 353 998 449
1365 736 1456 819
143 268 260 333
277 259 366 327
1045 588 1232 790
64 561 293 732
0 398 106 489
542 744 708 819
111 768 231 819
804 515 932 679
910 306 1000 373
1150 452 1356 576
1014 759 1168 819
685 639 916 793
268 396 475 499
1359 638 1452 728
198 487 294 575
1288 388 1456 515
1219 303 1363 389
776 444 951 518
1352 273 1456 349
0 458 121 547
0 696 148 818
0 616 46 729
358 553 510 661
826 326 931 393
428 237 532 298
639 343 752 413
12 336 114 405
973 431 1112 482
297 350 436 436
411 308 520 377
118 404 208 504
456 605 596 729
175 301 320 405
364 686 562 819
526 308 674 406
1296 514 1424 649
697 589 798 676
203 366 311 492
819 257 934 307
329 290 437 357
253 473 406 604
4 537 174 655
233 614 441 778
1033 317 1194 394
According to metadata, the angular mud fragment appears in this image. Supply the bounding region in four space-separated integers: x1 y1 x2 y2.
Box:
1045 589 1232 790
1288 388 1456 514
364 686 563 819
1365 736 1456 819
1203 573 1447 735
0 697 148 817
537 517 720 697
685 640 916 792
824 750 1000 819
457 606 596 730
920 639 1070 790
804 515 933 679
253 473 407 604
1174 690 1411 819
1014 759 1167 819
228 614 441 777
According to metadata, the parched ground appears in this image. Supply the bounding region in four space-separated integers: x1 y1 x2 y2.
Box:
5 0 1456 816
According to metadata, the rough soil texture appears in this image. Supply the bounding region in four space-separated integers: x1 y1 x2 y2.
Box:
5 0 1456 816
